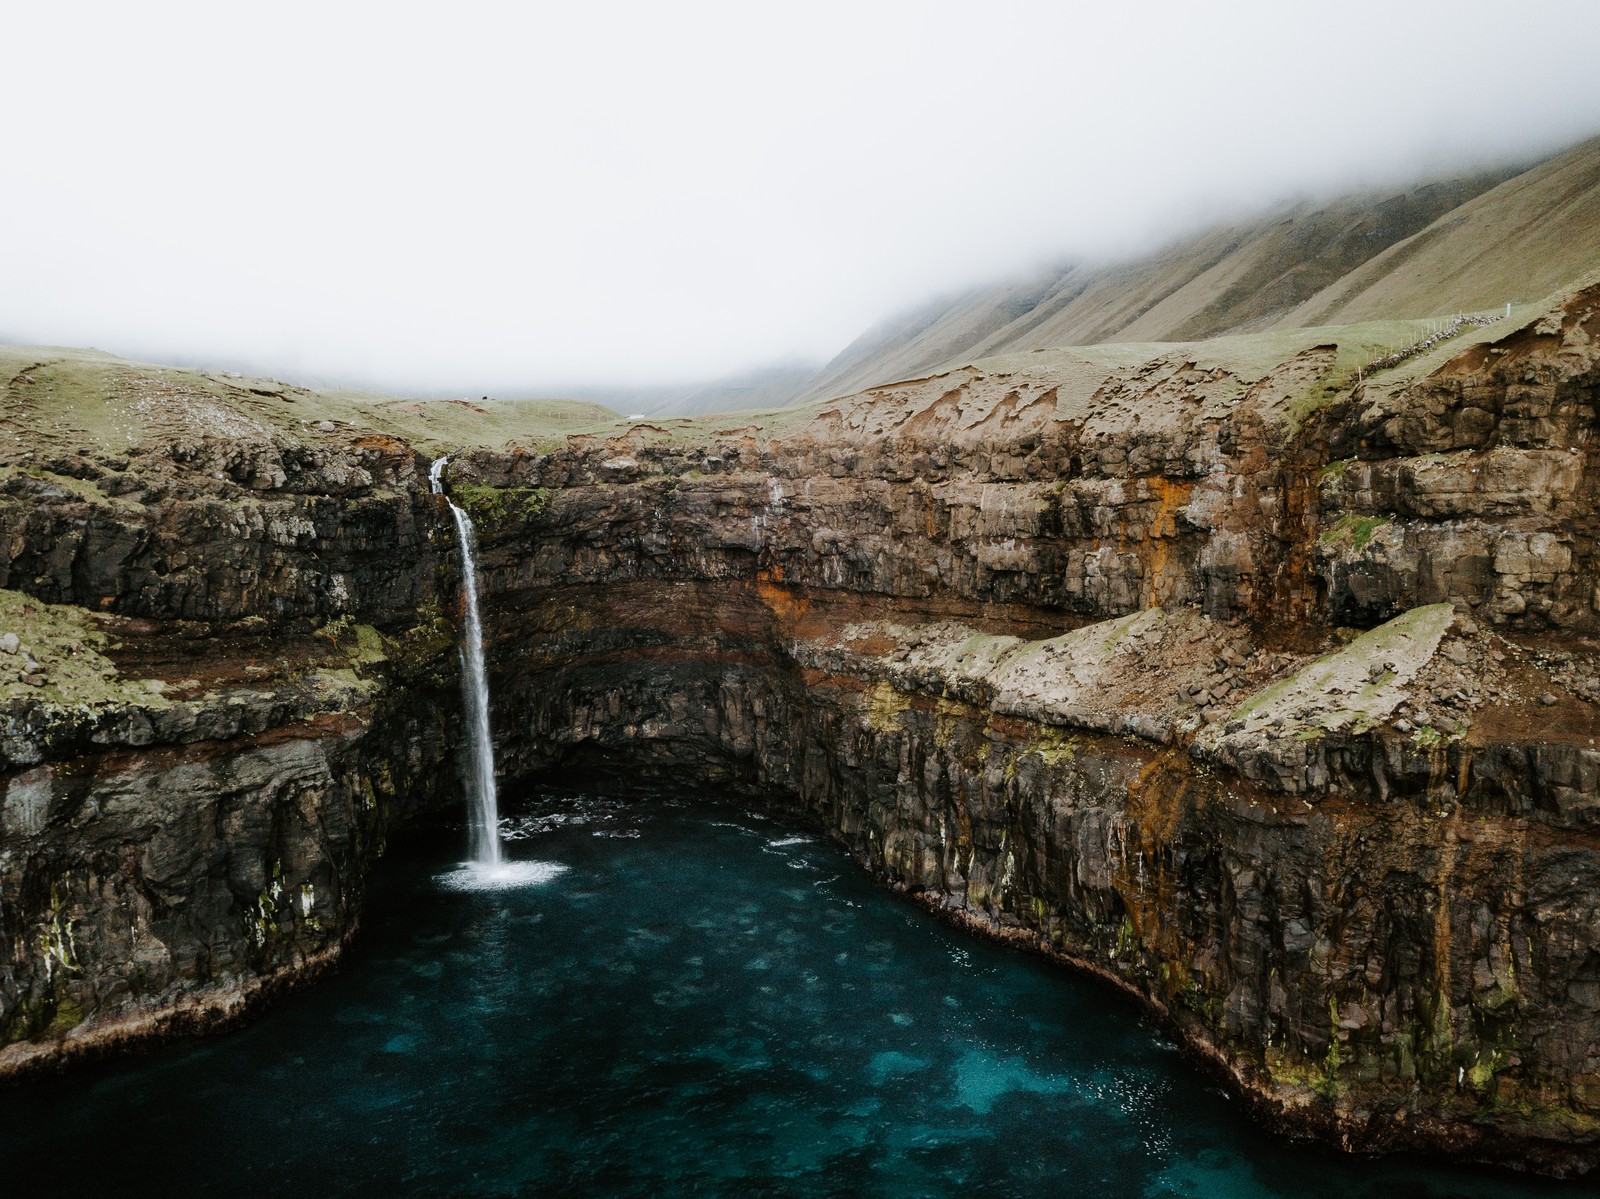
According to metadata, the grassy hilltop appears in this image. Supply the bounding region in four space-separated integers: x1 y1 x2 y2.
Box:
1 290 1561 468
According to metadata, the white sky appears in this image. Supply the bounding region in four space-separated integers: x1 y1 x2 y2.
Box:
5 0 1600 393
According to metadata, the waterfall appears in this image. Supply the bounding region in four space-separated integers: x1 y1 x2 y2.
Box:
430 456 503 867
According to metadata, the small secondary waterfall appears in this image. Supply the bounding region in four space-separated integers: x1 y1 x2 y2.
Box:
430 456 503 867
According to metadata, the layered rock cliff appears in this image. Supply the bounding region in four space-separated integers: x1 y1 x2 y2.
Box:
0 412 463 1073
3 285 1600 1174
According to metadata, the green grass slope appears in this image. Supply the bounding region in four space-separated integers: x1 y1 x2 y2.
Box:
0 290 1560 476
790 136 1600 408
0 345 626 465
1277 135 1600 326
790 162 1522 406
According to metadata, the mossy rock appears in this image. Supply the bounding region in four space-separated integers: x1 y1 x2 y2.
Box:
453 484 551 528
1319 512 1390 552
45 997 86 1035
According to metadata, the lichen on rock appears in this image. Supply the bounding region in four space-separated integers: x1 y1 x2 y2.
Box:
5 281 1600 1176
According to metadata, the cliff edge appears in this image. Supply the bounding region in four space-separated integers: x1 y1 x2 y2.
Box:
3 281 1600 1173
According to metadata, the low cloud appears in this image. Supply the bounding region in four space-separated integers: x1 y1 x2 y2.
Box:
4 0 1599 394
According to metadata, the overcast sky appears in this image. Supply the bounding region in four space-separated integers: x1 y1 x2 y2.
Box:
5 0 1600 393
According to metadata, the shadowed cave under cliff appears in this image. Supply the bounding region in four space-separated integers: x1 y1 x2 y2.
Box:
4 285 1600 1185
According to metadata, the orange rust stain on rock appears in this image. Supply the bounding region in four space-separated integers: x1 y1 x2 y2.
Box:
1141 476 1194 609
753 567 811 629
1127 749 1195 849
799 667 869 692
1116 748 1205 999
350 434 412 454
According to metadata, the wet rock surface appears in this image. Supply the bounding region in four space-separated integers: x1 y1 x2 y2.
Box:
3 285 1600 1173
0 400 467 1077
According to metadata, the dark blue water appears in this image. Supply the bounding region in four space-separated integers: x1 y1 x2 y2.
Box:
0 792 1587 1197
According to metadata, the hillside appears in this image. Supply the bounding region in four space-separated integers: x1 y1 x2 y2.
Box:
0 344 627 466
7 282 1600 1176
780 135 1600 408
0 299 1543 472
1279 136 1600 325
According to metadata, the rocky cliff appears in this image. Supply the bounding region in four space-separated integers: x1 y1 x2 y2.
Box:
0 393 464 1075
3 285 1600 1174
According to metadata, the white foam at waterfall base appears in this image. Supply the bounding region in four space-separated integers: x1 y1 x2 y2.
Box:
436 861 570 892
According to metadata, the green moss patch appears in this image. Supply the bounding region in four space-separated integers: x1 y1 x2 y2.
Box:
0 589 166 708
453 484 552 527
1319 512 1390 552
1318 458 1351 481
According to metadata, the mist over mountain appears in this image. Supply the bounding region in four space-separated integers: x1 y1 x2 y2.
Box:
643 134 1599 416
566 362 823 420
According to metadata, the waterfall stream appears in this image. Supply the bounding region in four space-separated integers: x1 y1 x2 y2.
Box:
430 456 503 868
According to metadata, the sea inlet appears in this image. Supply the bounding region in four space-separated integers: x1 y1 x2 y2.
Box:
0 790 1582 1198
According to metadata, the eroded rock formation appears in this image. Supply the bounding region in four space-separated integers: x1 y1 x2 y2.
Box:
0 435 460 1073
3 285 1600 1174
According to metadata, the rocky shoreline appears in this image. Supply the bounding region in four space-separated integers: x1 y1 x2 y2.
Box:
3 285 1600 1174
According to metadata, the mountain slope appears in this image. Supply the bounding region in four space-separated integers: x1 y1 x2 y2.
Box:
1278 136 1600 326
787 136 1600 407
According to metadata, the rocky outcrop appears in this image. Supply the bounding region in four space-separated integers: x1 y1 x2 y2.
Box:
1318 300 1600 630
0 435 437 624
0 612 462 1077
0 418 466 1076
474 575 1600 1175
448 283 1600 1175
460 340 1344 639
3 284 1600 1175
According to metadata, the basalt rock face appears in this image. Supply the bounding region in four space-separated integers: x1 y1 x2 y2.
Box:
0 428 465 1077
488 585 1600 1173
454 286 1600 1175
1319 301 1600 632
0 434 438 623
461 343 1341 630
4 288 1600 1175
0 691 452 1077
